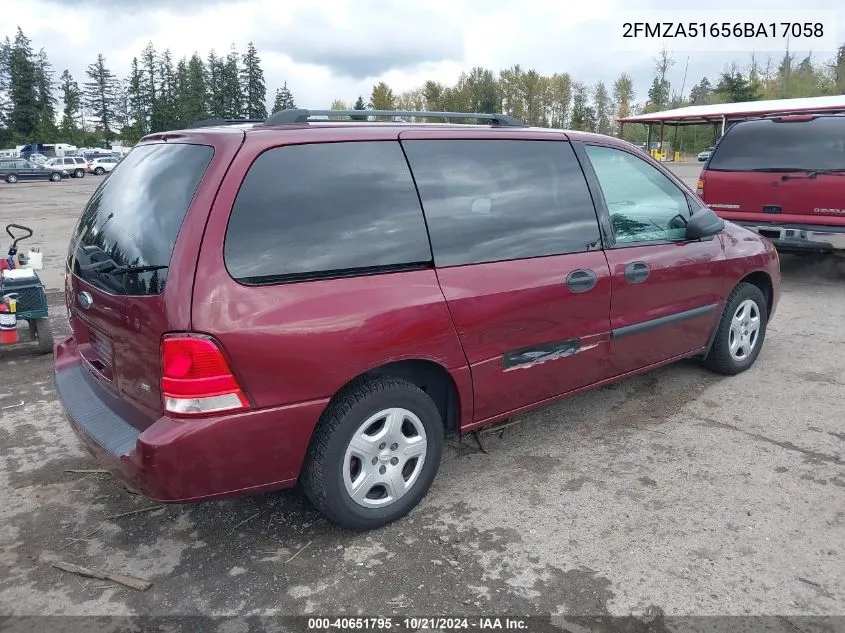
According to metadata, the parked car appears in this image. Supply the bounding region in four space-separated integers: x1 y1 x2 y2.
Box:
697 114 845 254
0 158 67 183
87 156 119 175
45 156 87 178
55 109 781 530
697 146 714 161
27 152 48 164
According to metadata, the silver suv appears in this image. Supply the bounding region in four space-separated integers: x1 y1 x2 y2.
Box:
44 156 87 178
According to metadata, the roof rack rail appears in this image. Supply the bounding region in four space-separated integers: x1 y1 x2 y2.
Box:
189 118 266 129
260 109 525 127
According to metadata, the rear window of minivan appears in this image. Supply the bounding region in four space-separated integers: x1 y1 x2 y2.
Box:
707 117 845 172
67 143 213 296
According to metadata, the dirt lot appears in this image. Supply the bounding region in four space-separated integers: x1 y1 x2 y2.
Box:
0 168 843 624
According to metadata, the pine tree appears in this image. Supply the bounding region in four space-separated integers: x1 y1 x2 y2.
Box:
688 77 713 105
0 37 12 135
156 49 177 130
112 78 130 137
350 95 367 120
240 42 267 119
83 53 120 142
59 69 81 136
271 82 295 113
8 28 39 140
222 44 242 117
175 57 188 126
126 57 146 137
182 53 207 124
206 50 225 118
33 48 57 139
140 42 159 131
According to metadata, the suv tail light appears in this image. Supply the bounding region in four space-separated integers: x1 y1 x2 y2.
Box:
696 178 704 196
161 335 249 416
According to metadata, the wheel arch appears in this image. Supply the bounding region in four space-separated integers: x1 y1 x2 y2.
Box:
325 359 462 434
738 270 774 317
703 270 773 359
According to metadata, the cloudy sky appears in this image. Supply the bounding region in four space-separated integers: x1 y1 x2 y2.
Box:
4 0 844 111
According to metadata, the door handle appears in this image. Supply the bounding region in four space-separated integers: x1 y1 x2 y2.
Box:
624 261 650 284
566 269 598 293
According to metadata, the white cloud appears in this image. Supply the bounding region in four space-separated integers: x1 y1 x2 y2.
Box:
3 0 843 113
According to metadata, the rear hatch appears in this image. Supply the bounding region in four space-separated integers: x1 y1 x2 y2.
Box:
699 116 845 226
65 140 223 429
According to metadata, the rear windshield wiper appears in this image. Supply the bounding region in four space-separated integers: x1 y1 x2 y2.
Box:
110 264 169 276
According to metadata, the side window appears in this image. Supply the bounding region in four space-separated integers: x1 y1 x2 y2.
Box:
224 141 432 283
402 139 600 267
584 145 691 245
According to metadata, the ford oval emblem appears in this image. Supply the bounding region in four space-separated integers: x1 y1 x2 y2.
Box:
77 291 93 310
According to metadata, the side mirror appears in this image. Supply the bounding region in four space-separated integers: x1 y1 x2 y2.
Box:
685 207 725 240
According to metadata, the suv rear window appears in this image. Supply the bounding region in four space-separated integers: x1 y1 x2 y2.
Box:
68 142 213 296
707 117 845 171
224 141 432 284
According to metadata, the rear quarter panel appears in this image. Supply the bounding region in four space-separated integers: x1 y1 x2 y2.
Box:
190 128 473 424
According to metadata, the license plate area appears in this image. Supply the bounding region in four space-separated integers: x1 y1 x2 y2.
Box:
76 318 115 382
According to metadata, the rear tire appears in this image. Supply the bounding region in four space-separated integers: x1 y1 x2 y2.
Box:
6 174 17 183
33 318 54 354
703 282 767 376
73 169 84 178
301 375 444 530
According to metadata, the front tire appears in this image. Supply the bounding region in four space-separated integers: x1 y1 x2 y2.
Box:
704 282 768 376
301 375 444 530
73 169 84 178
49 172 61 182
94 167 105 175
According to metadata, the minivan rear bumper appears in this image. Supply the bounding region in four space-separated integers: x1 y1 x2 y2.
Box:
731 221 845 254
54 336 327 503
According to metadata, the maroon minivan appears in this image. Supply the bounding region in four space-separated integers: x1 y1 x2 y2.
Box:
55 109 781 530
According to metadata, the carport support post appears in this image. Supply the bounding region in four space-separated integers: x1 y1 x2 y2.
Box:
619 121 625 140
659 121 665 160
672 123 680 161
720 115 726 138
646 123 652 155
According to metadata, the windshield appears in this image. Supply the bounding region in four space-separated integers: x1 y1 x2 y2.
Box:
708 117 845 172
67 142 214 296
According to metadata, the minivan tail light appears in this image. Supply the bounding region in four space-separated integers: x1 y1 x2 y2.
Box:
696 178 704 197
161 335 249 416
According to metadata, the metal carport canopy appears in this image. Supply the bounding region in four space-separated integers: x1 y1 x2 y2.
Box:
617 95 845 126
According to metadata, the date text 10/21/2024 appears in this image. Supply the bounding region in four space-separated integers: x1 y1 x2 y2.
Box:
307 616 531 631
